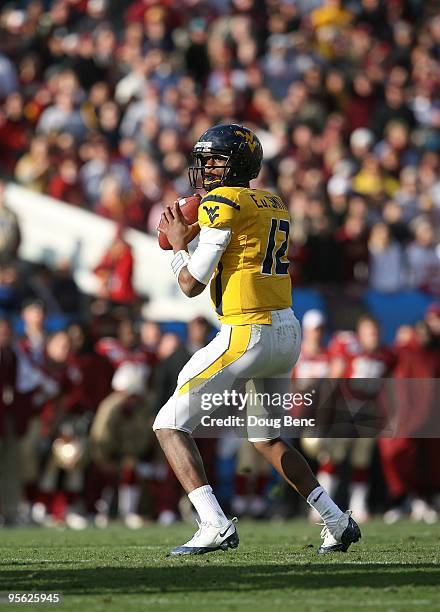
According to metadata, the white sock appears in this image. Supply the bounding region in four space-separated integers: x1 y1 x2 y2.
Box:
307 485 343 525
188 485 228 527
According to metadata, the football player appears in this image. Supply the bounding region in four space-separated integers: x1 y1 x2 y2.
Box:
154 124 361 555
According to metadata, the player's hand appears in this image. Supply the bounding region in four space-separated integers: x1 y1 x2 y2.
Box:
160 202 199 252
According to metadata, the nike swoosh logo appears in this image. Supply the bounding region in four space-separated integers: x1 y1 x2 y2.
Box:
219 524 232 538
313 491 323 503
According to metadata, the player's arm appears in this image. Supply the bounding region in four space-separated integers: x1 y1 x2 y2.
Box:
176 265 205 298
174 225 231 297
162 201 231 298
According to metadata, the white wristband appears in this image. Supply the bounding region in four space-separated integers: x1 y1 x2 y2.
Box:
171 250 190 279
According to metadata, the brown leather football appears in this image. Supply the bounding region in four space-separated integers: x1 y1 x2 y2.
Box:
157 194 202 250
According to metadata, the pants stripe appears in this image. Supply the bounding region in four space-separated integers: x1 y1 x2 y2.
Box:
178 325 252 396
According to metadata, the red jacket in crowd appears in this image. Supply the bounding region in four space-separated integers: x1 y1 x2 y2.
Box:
94 237 136 304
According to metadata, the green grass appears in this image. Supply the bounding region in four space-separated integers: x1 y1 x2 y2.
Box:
0 520 439 612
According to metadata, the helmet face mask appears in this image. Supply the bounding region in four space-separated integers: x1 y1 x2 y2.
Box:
189 152 232 191
188 124 263 192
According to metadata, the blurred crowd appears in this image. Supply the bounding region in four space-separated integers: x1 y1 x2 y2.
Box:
292 307 439 525
0 0 440 528
0 289 439 529
0 0 439 291
0 291 220 528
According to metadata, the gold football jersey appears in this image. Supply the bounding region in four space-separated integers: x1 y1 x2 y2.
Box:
197 186 292 324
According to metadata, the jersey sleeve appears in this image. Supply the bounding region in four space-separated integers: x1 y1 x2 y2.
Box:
198 187 240 230
187 226 231 285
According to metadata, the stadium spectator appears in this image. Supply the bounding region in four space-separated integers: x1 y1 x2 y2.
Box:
349 128 375 172
95 317 154 370
293 309 330 381
368 222 405 292
19 298 47 366
24 264 68 315
310 0 353 32
67 322 114 415
394 166 422 222
380 304 440 524
37 91 88 142
0 263 23 314
79 138 130 207
94 175 127 222
51 262 82 316
35 330 85 526
308 316 396 522
382 199 412 244
406 217 440 294
0 53 18 98
90 362 154 528
47 158 85 207
186 316 211 355
334 214 369 284
15 135 50 193
139 319 161 354
0 92 29 173
93 230 136 305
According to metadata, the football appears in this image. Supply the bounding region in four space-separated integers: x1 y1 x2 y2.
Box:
157 194 202 250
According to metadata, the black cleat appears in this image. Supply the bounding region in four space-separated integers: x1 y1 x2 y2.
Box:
317 512 361 554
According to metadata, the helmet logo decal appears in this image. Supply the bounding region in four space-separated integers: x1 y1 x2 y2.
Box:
195 141 213 151
235 129 257 152
203 205 220 223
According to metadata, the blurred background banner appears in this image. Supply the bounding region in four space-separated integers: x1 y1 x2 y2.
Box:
4 182 215 322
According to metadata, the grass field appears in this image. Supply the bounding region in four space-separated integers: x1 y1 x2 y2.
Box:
0 520 439 612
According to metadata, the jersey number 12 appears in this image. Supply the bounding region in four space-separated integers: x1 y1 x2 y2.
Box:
261 218 290 275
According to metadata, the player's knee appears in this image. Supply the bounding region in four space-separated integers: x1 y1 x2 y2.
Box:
152 408 173 433
153 427 171 442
